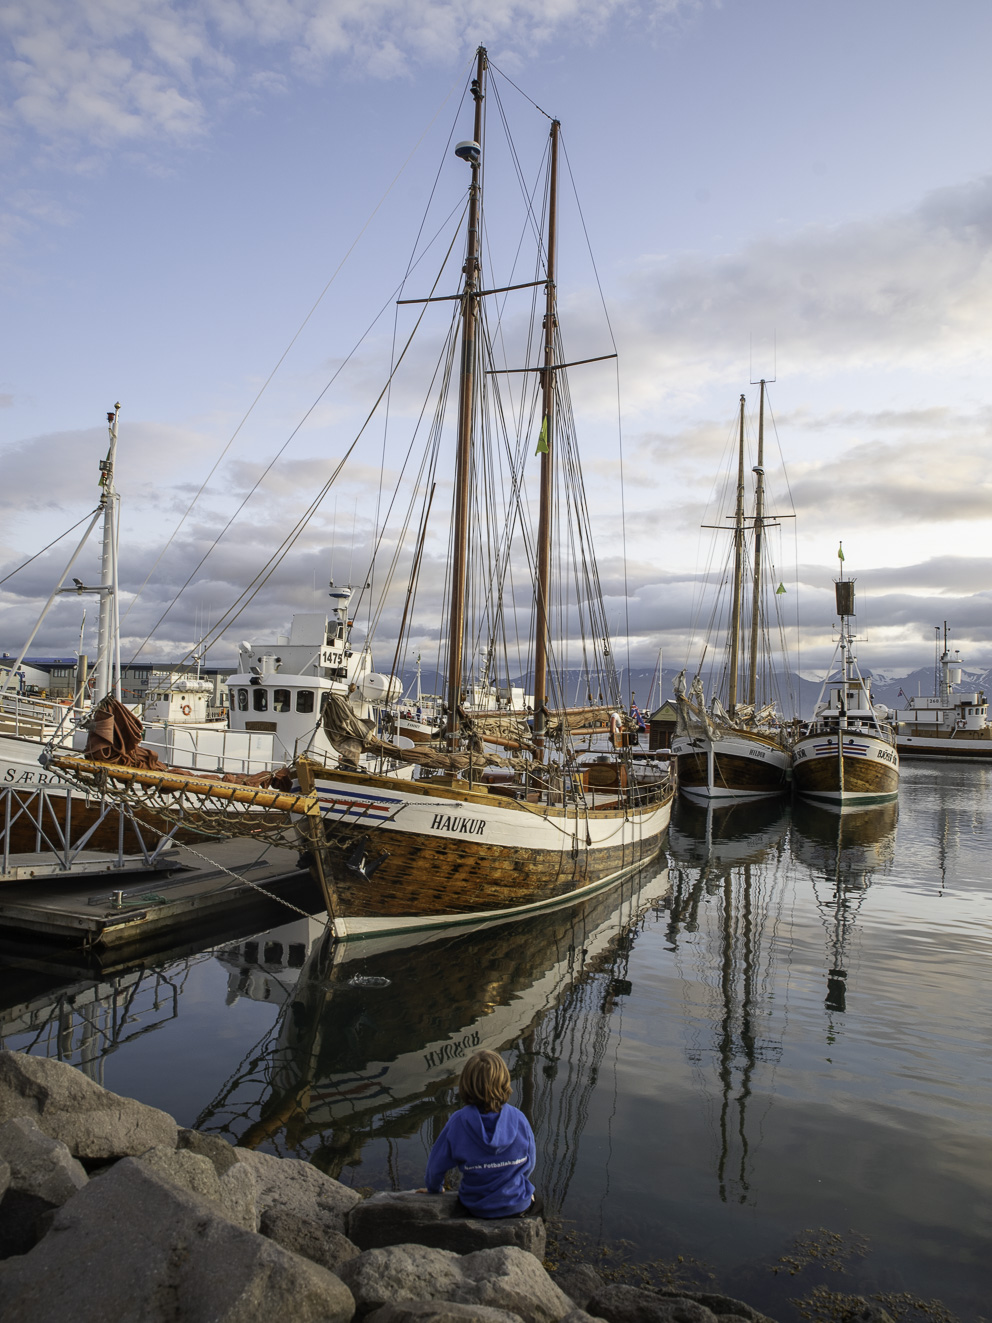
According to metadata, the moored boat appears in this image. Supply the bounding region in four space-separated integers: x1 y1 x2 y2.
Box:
894 626 992 761
792 557 899 806
672 383 794 801
290 50 673 933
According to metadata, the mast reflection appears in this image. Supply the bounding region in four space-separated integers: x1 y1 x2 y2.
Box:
667 797 791 1204
791 799 897 1029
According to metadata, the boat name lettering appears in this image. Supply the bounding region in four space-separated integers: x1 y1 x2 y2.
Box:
430 813 487 836
875 747 897 764
3 768 56 785
748 747 767 759
794 747 807 760
424 1031 481 1070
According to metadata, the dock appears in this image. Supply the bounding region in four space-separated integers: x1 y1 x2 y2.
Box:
0 837 324 956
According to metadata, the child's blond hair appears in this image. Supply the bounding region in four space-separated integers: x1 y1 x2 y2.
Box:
459 1050 512 1113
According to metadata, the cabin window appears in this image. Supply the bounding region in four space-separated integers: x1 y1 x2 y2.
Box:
252 688 268 712
273 689 291 713
296 690 315 713
237 689 249 711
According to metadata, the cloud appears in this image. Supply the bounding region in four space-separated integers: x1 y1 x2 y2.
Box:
1 0 686 156
616 174 992 394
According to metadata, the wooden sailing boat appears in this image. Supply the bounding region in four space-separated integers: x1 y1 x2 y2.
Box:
289 50 673 936
672 383 793 801
792 554 899 805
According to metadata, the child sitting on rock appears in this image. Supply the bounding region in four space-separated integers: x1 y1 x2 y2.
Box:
422 1049 541 1219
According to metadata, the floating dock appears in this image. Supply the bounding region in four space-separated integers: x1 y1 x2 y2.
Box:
0 838 324 955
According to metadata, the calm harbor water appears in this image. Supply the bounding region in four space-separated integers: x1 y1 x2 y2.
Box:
2 763 990 1322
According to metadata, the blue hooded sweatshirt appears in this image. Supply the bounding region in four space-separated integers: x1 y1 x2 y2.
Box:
425 1103 535 1217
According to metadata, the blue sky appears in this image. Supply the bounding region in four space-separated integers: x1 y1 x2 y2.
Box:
2 0 992 678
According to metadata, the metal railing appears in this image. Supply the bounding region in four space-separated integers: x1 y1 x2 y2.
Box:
0 783 179 879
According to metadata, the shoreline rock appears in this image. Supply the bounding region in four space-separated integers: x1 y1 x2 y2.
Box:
0 1050 792 1323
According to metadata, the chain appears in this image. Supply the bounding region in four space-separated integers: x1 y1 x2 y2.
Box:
175 841 321 921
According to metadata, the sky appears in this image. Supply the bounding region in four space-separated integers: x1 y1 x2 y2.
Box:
2 0 992 685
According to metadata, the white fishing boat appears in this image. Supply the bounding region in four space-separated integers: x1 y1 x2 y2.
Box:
792 556 899 805
894 627 992 761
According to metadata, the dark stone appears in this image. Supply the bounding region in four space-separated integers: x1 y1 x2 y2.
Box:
178 1128 239 1177
0 1157 355 1322
654 1290 775 1322
586 1285 718 1323
348 1191 546 1258
260 1204 361 1273
550 1263 604 1311
0 1190 56 1260
365 1303 523 1323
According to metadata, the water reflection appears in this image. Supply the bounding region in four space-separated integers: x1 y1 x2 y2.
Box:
791 800 897 1021
194 863 671 1190
666 798 791 1205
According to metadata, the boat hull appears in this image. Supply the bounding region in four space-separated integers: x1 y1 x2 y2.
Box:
672 730 791 802
792 730 899 804
299 768 674 928
896 732 992 762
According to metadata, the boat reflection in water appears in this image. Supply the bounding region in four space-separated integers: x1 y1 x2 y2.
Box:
791 799 898 1020
195 861 672 1187
666 797 791 1204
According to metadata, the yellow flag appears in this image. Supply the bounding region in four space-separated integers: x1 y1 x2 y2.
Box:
837 542 845 562
535 416 549 455
776 582 786 594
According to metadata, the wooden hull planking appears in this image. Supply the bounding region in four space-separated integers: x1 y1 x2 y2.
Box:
672 730 791 801
792 731 899 803
301 767 674 922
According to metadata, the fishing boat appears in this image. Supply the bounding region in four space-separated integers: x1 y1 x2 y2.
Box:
792 556 899 805
285 50 673 934
671 384 794 801
894 626 992 761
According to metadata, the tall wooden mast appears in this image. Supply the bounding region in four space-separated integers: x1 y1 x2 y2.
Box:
746 379 766 706
532 118 560 747
445 48 487 740
727 393 746 714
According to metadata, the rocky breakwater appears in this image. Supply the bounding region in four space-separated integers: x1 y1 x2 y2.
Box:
0 1050 789 1323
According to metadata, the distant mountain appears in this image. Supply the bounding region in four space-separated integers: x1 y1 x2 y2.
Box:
397 662 992 722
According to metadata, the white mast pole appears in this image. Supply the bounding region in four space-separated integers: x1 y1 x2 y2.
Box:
93 403 121 704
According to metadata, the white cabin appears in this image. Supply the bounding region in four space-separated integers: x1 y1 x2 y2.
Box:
895 647 988 734
138 589 403 777
142 674 215 726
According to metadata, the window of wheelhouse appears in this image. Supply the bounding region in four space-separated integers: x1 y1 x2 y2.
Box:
237 689 249 711
273 689 291 713
252 688 268 712
296 690 315 714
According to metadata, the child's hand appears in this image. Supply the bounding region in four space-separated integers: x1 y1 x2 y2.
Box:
416 1187 428 1193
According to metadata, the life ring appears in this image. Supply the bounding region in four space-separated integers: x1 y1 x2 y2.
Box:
181 704 192 716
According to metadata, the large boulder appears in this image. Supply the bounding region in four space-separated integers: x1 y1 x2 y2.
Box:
177 1127 239 1176
137 1144 259 1231
586 1288 714 1323
339 1243 571 1323
548 1264 603 1312
0 1051 177 1161
0 1157 355 1323
0 1116 87 1206
234 1147 360 1233
261 1203 361 1274
587 1285 776 1323
366 1305 523 1323
348 1192 546 1258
